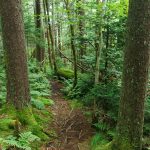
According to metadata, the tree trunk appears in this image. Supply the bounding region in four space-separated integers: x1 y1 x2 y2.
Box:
114 1 150 149
43 0 53 69
104 25 109 84
94 0 103 84
35 0 45 62
77 0 86 73
65 0 78 87
45 0 58 74
0 0 30 109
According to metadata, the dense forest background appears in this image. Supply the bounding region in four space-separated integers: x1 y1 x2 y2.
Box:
0 0 150 150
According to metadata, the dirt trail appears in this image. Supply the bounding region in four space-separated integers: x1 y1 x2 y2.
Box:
46 80 94 150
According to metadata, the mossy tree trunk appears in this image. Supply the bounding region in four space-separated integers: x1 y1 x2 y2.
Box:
0 0 30 109
114 0 150 149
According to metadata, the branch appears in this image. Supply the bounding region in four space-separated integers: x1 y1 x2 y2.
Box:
57 47 90 72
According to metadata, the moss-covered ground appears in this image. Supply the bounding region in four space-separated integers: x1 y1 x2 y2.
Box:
0 102 55 149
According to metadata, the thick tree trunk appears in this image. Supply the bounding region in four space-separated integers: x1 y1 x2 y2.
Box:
35 0 45 62
114 1 150 150
0 0 30 109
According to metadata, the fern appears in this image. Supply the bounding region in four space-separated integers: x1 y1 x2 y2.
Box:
31 98 45 110
94 122 110 131
0 132 40 150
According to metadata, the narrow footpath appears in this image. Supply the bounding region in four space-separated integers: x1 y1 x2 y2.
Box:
46 80 94 150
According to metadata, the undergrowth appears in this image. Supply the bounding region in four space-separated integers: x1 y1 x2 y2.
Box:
0 59 55 149
61 71 150 150
0 132 40 150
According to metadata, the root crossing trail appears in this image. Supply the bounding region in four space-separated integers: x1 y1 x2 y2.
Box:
46 80 94 150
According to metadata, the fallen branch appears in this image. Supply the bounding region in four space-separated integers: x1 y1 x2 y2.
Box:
57 48 91 72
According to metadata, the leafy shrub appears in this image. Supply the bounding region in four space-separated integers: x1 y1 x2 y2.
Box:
83 82 120 120
63 73 94 98
28 59 52 109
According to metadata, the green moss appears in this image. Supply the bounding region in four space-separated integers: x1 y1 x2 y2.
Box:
0 104 16 117
57 68 74 79
17 106 37 126
32 108 55 140
0 118 16 130
0 104 54 142
0 105 17 137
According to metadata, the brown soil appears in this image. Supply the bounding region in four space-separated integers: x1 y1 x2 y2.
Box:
45 80 94 150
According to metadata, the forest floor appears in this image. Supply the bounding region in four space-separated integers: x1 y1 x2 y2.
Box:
45 80 94 150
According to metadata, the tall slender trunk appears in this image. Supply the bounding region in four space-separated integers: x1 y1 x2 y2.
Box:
1 0 30 109
43 0 53 69
45 0 58 74
64 0 78 87
35 0 45 62
77 0 86 73
58 23 62 56
94 0 104 84
104 25 109 84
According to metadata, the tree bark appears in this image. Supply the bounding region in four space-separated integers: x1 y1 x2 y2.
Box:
64 0 78 87
0 0 30 109
77 0 86 73
114 1 150 149
94 0 103 84
45 0 58 74
35 0 45 63
43 0 53 69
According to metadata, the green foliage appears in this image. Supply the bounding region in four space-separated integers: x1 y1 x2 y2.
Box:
0 59 52 110
31 97 54 110
63 73 94 98
0 65 6 104
63 73 120 148
31 98 45 110
64 73 120 121
84 82 120 120
0 132 40 150
28 59 53 110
